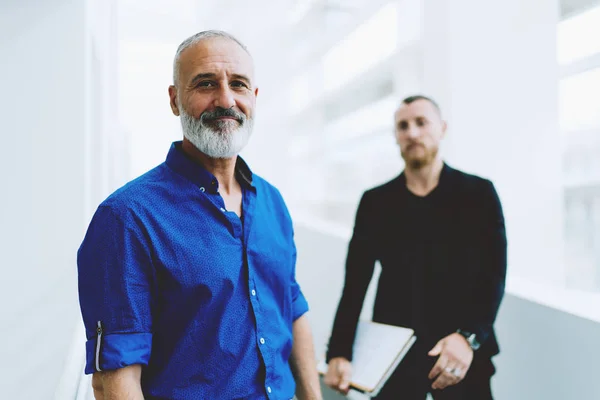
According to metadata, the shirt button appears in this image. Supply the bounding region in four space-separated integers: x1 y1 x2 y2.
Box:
220 207 226 212
267 386 272 393
251 289 256 296
199 187 205 192
260 338 265 345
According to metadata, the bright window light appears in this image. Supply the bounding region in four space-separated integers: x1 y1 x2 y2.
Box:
323 2 398 92
559 67 600 131
289 63 322 113
324 94 398 145
558 4 600 65
288 0 319 24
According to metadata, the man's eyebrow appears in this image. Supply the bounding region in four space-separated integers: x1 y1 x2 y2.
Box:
230 74 251 84
189 73 252 86
189 73 216 86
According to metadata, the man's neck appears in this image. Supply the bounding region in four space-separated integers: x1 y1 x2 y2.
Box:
181 139 239 195
404 157 444 196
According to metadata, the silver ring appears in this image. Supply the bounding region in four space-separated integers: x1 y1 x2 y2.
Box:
445 367 462 377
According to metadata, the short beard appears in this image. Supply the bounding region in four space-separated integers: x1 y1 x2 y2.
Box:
402 145 438 170
180 106 253 159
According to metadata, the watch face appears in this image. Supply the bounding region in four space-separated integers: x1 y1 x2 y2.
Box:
457 330 479 350
457 330 471 339
468 334 480 350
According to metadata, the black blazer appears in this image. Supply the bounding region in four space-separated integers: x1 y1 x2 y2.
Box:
326 164 507 361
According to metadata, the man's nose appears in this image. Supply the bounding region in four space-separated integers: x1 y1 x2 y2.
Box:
406 125 420 139
213 86 235 109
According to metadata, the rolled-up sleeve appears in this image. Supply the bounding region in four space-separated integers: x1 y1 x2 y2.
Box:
290 240 309 321
77 204 155 374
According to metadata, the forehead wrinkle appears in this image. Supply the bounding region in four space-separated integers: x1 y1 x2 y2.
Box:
178 39 254 82
182 57 254 86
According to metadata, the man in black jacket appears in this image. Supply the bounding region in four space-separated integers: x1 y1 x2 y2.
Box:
324 95 507 399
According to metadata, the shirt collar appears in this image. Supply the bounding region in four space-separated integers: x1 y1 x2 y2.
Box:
165 141 254 193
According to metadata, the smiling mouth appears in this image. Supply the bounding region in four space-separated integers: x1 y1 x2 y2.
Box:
208 116 241 124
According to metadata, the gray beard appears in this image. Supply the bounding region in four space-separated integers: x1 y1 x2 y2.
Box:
180 108 253 159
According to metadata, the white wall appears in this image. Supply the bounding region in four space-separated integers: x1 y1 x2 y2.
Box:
0 1 124 398
118 40 182 177
0 1 86 398
294 224 600 400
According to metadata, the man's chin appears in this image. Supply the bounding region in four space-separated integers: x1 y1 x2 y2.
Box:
403 155 429 169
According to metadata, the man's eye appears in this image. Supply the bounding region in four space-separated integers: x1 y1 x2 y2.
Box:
198 81 215 88
231 81 248 88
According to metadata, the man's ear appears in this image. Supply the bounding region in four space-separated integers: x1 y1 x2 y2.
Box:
441 120 448 139
168 85 180 116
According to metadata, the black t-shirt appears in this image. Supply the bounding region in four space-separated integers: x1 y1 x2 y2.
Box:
372 181 444 345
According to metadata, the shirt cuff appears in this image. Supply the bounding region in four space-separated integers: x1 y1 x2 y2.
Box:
292 291 309 321
84 332 152 374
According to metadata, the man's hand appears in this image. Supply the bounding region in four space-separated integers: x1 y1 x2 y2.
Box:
91 364 144 400
427 333 474 390
324 357 352 395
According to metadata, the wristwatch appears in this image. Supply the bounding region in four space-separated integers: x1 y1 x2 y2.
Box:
456 329 480 351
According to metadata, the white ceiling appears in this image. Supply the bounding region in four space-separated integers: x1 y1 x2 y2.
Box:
117 0 292 43
117 0 201 43
116 0 600 44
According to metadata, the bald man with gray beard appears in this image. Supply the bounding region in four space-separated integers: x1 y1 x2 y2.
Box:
78 30 322 400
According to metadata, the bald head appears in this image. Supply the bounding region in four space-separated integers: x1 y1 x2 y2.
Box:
173 30 252 87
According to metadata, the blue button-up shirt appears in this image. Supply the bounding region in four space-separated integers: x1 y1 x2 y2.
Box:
78 141 309 399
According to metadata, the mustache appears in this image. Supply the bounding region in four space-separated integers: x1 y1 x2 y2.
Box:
200 107 245 124
406 142 425 150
